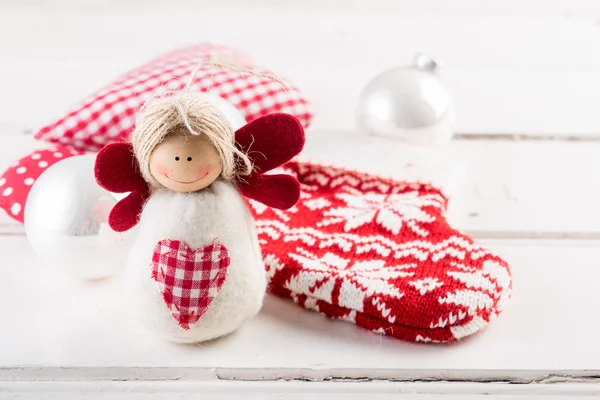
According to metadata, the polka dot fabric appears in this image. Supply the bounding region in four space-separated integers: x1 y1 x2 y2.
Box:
34 43 313 151
0 146 84 223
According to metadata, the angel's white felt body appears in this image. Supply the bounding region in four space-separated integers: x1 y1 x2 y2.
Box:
125 180 267 343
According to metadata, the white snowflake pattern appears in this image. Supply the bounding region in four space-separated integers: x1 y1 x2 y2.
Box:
437 260 511 321
303 198 331 210
285 248 415 313
409 277 444 295
248 200 268 215
318 191 441 237
415 335 442 343
248 200 292 221
263 254 285 283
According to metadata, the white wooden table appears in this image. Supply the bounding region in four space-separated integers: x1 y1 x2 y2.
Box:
1 1 600 398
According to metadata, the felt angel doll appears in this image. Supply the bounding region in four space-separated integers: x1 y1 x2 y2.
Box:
95 93 305 343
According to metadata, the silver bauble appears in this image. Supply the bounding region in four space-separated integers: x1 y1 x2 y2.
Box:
24 154 136 280
357 54 454 145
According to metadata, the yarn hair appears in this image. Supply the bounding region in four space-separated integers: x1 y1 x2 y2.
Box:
131 92 253 188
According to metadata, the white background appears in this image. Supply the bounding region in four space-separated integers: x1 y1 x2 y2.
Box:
1 1 600 398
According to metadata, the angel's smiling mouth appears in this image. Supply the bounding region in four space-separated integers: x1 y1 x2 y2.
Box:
164 171 210 185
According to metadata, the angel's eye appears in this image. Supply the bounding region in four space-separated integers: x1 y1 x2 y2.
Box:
187 157 193 162
175 157 180 161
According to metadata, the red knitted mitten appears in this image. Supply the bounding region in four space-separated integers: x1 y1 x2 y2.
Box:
249 162 512 343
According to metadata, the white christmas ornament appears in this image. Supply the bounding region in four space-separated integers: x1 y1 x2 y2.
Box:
24 155 136 280
357 54 454 145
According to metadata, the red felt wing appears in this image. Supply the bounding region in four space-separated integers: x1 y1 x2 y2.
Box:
95 142 150 232
239 173 300 210
95 142 149 193
108 191 149 232
235 113 305 174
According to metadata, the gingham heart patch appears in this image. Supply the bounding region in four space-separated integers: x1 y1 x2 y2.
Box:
151 239 230 330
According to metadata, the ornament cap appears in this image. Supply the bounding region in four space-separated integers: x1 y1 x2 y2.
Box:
413 53 438 72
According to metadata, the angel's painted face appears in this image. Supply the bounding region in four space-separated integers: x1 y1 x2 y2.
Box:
149 128 223 192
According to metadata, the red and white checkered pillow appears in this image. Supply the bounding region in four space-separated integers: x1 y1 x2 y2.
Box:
34 43 313 151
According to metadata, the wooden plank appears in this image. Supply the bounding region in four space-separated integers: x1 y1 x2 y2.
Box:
4 0 600 15
0 236 598 381
1 3 600 134
302 130 600 237
2 64 597 136
2 381 599 399
2 130 600 237
450 140 600 238
3 9 600 67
